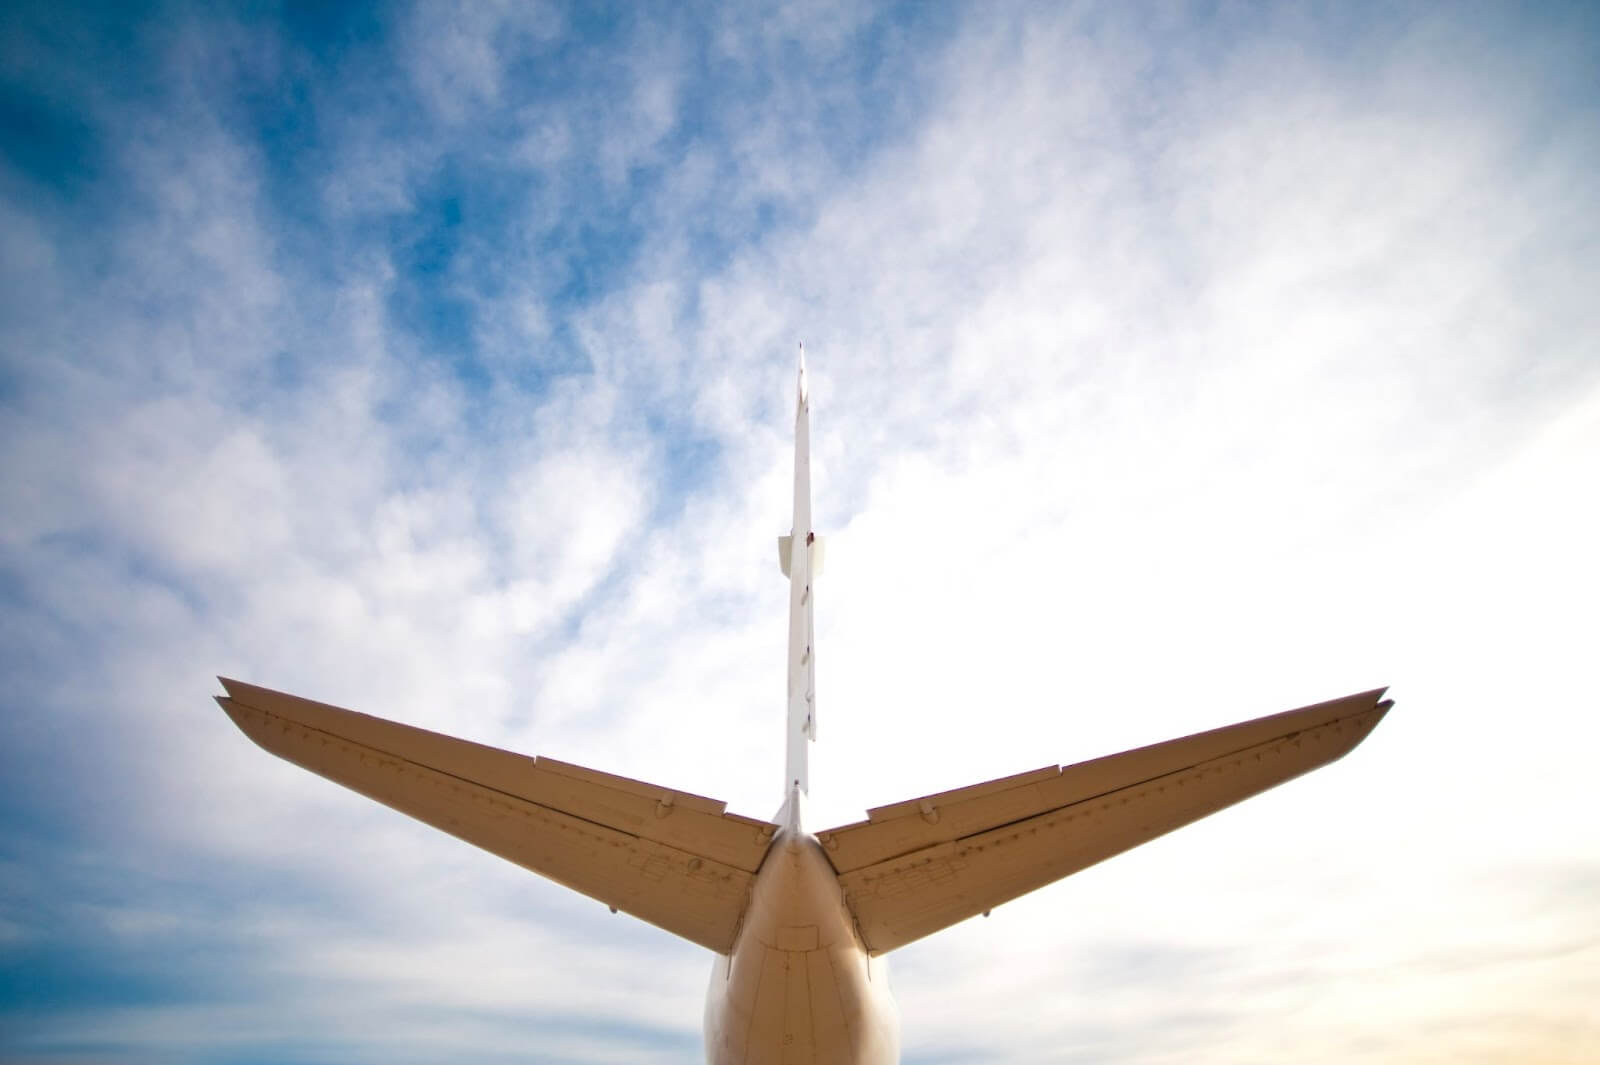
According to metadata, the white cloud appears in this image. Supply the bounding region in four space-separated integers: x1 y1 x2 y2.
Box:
2 3 1596 1064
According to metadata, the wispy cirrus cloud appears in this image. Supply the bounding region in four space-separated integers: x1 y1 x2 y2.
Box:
1 1 1596 1063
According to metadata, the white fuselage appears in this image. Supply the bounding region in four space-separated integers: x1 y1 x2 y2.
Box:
703 826 900 1065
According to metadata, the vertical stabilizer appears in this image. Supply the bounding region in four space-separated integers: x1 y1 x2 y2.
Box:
782 347 818 813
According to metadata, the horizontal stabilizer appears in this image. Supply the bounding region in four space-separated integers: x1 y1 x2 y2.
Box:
814 688 1392 953
215 678 778 952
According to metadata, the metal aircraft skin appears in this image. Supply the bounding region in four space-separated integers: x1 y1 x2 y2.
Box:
216 355 1392 1064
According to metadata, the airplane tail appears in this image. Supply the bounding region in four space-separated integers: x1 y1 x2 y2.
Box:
214 354 1395 965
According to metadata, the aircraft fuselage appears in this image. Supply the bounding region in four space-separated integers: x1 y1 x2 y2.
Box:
704 827 900 1065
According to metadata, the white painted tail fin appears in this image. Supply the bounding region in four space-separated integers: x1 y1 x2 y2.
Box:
784 347 818 811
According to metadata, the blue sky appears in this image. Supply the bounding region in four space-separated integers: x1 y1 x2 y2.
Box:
2 1 1598 1062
